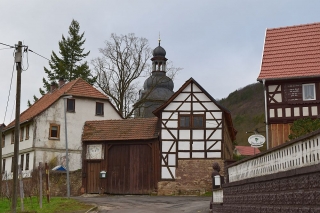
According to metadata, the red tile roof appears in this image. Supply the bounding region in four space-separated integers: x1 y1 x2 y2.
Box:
258 22 320 80
235 146 260 156
5 78 109 131
82 117 159 141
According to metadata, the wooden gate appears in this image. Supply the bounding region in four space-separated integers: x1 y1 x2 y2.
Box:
86 161 101 193
107 144 153 194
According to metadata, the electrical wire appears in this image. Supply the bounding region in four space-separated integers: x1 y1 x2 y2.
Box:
0 42 14 48
22 47 29 71
0 47 14 50
28 49 51 61
3 49 16 124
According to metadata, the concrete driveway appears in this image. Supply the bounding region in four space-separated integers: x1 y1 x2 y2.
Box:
74 194 211 213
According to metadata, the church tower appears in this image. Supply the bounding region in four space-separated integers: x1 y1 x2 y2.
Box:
135 39 174 118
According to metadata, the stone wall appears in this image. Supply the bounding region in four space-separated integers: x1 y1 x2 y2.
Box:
49 170 82 196
1 170 83 198
220 163 320 213
158 159 224 195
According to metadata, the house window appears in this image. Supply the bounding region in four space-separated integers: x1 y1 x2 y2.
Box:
179 115 190 128
25 125 29 140
193 115 204 128
2 159 5 173
303 84 315 100
25 153 29 170
20 154 24 171
11 131 14 144
179 114 205 128
11 157 14 173
67 99 75 112
20 127 24 142
96 102 104 115
2 134 5 148
49 124 60 139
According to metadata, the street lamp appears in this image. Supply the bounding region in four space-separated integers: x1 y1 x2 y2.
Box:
63 95 72 198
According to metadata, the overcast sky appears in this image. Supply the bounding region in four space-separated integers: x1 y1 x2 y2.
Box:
1 0 320 124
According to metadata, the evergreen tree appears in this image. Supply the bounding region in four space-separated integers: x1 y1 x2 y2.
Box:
40 19 95 95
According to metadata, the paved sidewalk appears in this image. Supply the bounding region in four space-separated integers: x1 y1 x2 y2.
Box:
74 194 211 213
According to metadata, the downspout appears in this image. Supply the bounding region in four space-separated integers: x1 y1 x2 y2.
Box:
263 79 269 150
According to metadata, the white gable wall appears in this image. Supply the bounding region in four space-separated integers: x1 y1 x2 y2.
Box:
160 82 224 180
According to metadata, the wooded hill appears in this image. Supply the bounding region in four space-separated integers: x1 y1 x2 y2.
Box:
219 82 267 151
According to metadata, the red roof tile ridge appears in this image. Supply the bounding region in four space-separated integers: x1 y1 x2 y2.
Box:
267 22 320 31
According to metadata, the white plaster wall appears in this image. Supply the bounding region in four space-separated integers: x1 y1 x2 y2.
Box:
2 123 34 156
33 97 121 170
2 151 34 180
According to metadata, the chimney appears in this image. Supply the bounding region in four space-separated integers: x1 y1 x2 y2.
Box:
50 82 57 93
59 78 65 88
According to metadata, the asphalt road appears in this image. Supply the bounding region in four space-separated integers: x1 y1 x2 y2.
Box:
74 195 211 213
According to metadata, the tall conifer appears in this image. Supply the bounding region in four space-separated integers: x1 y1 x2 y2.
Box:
40 19 95 95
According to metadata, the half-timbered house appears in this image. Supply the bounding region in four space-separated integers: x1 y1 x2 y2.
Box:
258 22 320 148
153 78 236 195
82 118 160 194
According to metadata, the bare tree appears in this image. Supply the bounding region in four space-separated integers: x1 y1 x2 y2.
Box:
92 33 181 118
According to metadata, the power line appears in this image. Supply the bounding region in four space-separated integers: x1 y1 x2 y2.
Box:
3 49 16 124
0 42 14 48
0 47 14 50
29 49 51 61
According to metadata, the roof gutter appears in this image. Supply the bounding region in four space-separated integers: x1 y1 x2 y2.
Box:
3 119 30 132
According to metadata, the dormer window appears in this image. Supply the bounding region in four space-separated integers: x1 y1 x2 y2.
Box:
303 84 315 101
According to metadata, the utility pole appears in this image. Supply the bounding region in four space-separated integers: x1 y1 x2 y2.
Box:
12 41 22 213
0 124 3 198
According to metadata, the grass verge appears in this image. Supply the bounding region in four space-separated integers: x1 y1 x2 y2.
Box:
0 196 94 213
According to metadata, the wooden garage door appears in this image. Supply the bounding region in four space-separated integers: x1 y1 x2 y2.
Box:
86 162 101 193
107 144 153 194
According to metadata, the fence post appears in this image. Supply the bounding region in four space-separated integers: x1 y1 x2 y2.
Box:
45 163 50 203
39 162 42 208
18 165 24 211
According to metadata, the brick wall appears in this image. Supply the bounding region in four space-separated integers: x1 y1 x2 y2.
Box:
220 163 320 213
158 159 224 195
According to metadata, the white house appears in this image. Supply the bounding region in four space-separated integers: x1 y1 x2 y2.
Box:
1 78 122 179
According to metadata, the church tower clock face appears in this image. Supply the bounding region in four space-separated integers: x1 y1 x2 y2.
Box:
87 144 103 159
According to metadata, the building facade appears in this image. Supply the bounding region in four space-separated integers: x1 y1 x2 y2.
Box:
1 78 121 179
258 22 320 148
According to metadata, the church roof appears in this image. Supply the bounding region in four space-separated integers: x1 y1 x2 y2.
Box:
258 22 320 81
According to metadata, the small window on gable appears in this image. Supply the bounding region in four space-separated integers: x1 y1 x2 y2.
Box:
67 99 75 112
49 124 60 139
179 114 205 128
11 131 14 144
25 125 29 140
193 115 204 128
303 84 315 100
179 115 190 128
20 127 24 142
96 102 104 116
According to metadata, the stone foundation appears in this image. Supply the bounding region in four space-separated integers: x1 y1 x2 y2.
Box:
158 159 224 195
